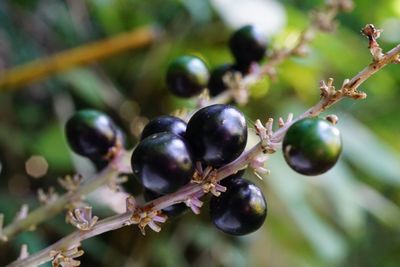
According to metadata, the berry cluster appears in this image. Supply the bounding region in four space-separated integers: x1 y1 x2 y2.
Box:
166 25 267 98
64 25 343 237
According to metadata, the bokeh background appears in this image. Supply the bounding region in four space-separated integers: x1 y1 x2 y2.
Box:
1 0 400 266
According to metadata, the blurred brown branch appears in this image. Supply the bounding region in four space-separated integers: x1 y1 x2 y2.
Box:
0 26 159 90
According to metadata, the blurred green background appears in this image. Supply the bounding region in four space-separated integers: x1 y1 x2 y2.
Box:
1 0 400 266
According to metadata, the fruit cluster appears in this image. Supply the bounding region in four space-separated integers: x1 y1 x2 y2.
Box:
166 25 267 98
64 25 343 237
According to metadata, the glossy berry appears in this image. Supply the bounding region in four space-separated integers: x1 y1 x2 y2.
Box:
131 132 194 194
143 188 187 217
282 117 342 176
65 109 118 160
229 25 267 67
141 115 187 140
166 55 209 98
210 177 267 235
92 127 127 170
207 64 234 96
186 104 247 167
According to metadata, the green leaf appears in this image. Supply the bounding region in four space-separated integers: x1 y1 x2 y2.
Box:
339 115 400 187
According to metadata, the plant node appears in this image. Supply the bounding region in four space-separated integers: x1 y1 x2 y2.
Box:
185 193 204 215
254 118 277 154
14 205 29 222
18 244 29 260
59 174 83 194
222 71 249 105
37 187 59 205
126 196 167 235
50 246 84 267
67 207 98 231
361 24 384 61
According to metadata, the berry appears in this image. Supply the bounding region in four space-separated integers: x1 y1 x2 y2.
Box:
210 176 267 235
186 104 247 167
141 115 187 140
143 188 187 217
92 127 127 170
282 117 342 176
131 132 194 194
207 64 234 96
229 25 267 68
65 109 118 160
166 55 209 98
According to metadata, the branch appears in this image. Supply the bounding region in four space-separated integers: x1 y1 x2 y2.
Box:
0 150 130 243
203 0 353 106
0 26 159 90
7 24 400 267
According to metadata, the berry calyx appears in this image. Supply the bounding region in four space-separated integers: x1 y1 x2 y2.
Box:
143 188 187 217
282 117 342 176
210 176 267 235
166 55 209 98
229 25 267 68
131 132 194 194
185 104 248 167
140 115 187 140
65 109 118 160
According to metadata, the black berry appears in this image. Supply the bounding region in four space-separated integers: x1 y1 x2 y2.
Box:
141 115 187 140
166 55 209 98
229 25 267 68
207 64 234 96
65 109 118 160
186 104 247 167
210 176 267 235
131 132 194 194
143 188 187 217
282 117 342 176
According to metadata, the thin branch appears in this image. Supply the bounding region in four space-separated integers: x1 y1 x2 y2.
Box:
7 25 400 267
1 151 129 243
202 0 353 107
0 26 159 90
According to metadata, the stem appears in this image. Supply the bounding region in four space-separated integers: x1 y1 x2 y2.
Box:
8 38 400 267
1 159 126 243
198 0 348 107
0 26 159 90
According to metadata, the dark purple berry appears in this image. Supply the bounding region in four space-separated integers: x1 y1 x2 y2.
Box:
65 109 118 160
229 25 267 67
186 104 247 167
131 132 194 194
210 177 267 235
141 115 187 140
207 64 234 96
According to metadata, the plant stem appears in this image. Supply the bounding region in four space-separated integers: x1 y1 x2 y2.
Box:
1 163 122 243
8 38 400 267
0 26 159 90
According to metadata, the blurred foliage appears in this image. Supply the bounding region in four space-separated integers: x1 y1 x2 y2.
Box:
1 0 400 266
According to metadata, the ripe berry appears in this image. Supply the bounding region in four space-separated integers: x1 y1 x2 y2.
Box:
131 132 194 194
207 64 234 96
141 115 187 140
166 55 209 98
186 104 247 167
210 176 267 235
229 25 267 68
65 109 118 160
282 117 342 176
143 188 187 217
